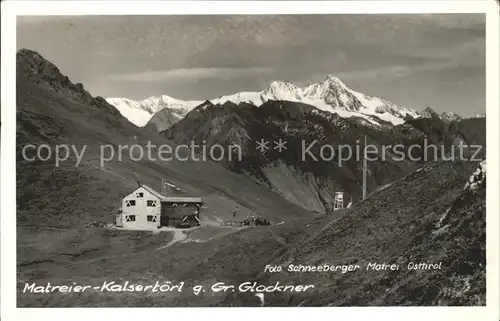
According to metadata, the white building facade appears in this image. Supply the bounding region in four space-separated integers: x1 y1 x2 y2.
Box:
118 185 162 229
116 184 203 229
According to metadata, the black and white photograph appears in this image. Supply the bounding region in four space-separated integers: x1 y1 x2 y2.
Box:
1 0 499 319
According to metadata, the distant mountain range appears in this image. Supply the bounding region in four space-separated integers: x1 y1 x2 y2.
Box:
105 72 483 213
161 98 485 212
107 75 472 132
106 95 201 128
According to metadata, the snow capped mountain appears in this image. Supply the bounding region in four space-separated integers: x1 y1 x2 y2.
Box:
261 80 302 101
419 107 441 119
106 95 202 127
107 75 468 129
211 91 263 107
301 75 360 111
211 75 420 126
440 111 463 122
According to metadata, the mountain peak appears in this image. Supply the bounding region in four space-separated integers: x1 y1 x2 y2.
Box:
420 106 440 119
440 111 463 122
17 48 46 63
196 100 215 111
17 48 122 117
261 80 301 101
265 80 299 91
17 48 87 97
17 48 67 85
106 94 203 127
323 74 346 86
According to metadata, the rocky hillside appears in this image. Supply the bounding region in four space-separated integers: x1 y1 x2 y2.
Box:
18 160 485 307
389 113 486 161
162 99 417 213
143 106 190 133
252 160 486 306
162 99 485 213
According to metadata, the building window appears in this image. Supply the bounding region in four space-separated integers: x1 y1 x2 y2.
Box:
147 200 158 207
136 192 144 198
147 215 157 222
125 215 136 222
125 200 136 207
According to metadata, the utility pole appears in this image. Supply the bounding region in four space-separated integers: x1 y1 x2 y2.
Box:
362 135 367 200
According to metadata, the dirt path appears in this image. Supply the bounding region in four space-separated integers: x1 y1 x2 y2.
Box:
155 229 188 250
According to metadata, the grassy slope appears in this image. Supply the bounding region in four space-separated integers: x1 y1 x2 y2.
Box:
18 161 485 307
255 161 485 306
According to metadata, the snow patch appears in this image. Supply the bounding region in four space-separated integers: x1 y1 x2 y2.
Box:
432 224 450 239
108 100 155 127
437 206 452 227
163 181 184 192
464 160 486 191
211 92 263 106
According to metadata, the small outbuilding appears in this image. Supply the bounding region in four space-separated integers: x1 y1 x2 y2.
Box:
116 184 202 229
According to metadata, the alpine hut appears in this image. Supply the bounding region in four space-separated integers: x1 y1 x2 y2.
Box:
116 184 202 229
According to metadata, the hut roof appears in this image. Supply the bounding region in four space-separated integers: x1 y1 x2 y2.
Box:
141 184 202 203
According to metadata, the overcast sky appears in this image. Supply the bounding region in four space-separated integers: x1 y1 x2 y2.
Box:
17 14 485 116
